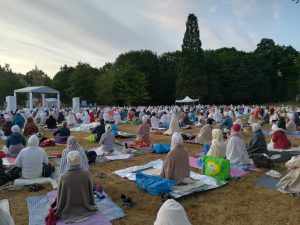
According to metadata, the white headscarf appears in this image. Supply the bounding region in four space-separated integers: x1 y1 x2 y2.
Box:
105 124 112 133
170 132 183 150
67 151 81 166
154 199 191 225
252 123 262 132
11 125 20 133
67 136 79 150
28 135 39 148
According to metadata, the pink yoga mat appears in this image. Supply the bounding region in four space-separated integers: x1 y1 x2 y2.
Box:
47 191 112 225
189 157 249 177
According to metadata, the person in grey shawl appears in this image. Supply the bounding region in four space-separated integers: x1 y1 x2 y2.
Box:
56 151 97 223
246 123 267 155
58 136 89 177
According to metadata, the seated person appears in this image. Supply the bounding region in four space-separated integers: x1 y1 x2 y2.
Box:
14 135 48 179
23 117 39 137
57 111 65 123
194 118 214 144
164 113 179 135
89 110 95 123
263 109 270 125
45 115 57 129
59 136 89 177
137 116 150 142
235 114 243 130
113 111 122 124
207 129 226 158
154 199 192 225
286 113 297 134
55 151 97 223
66 112 76 126
4 125 26 157
91 119 105 142
269 117 292 149
246 123 267 155
97 124 115 155
277 155 300 195
110 121 119 137
150 113 159 129
13 112 25 129
226 123 253 164
160 112 169 128
0 114 6 127
221 112 233 131
188 110 196 122
0 208 15 225
180 112 191 127
160 132 192 184
2 118 13 136
53 122 70 144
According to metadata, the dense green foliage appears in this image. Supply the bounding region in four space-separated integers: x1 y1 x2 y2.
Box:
1 14 299 106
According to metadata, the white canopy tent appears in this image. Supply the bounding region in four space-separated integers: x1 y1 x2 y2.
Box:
175 96 199 104
14 86 60 110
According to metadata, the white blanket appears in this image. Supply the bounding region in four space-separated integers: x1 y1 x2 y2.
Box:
14 177 53 189
268 147 300 152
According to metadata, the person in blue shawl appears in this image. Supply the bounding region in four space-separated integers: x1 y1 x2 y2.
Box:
13 112 25 129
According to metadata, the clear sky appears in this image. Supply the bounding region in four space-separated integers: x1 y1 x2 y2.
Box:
0 0 299 77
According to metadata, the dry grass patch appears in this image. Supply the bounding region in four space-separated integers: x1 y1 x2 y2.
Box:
1 123 300 225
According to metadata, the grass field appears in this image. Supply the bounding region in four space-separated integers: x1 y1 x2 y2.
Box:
1 123 300 225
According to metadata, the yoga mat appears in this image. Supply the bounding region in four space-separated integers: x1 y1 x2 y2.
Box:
189 157 249 177
254 175 279 190
48 190 125 222
27 195 49 225
267 147 300 152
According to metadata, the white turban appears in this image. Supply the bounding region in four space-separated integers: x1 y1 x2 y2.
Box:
252 123 262 132
105 124 112 133
170 132 183 150
67 151 81 166
154 199 191 225
28 135 39 148
11 125 20 133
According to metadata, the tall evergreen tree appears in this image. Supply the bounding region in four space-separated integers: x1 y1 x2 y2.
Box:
176 13 207 101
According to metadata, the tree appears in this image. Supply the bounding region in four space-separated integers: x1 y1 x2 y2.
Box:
113 63 150 105
52 65 75 103
25 65 51 86
67 62 100 103
176 14 207 100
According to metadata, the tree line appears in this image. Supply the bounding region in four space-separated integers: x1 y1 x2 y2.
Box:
1 13 299 106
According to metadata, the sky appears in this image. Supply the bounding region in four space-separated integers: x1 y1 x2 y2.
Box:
0 0 299 77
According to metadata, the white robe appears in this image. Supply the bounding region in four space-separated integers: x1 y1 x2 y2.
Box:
66 114 76 125
164 114 180 135
150 116 159 129
226 135 253 164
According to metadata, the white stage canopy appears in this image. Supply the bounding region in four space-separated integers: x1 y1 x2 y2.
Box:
14 86 60 110
175 96 199 103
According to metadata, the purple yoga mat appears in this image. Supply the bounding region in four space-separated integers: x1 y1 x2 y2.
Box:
189 157 249 177
47 191 112 225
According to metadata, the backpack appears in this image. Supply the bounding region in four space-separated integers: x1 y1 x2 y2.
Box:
85 151 97 164
152 144 170 154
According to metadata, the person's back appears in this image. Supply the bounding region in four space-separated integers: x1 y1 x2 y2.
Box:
3 120 13 136
15 135 48 179
56 151 97 223
5 125 26 157
99 124 115 154
272 129 291 149
137 122 150 142
221 116 233 130
286 120 297 134
92 119 105 141
13 113 25 129
46 115 57 129
246 123 267 155
23 117 39 137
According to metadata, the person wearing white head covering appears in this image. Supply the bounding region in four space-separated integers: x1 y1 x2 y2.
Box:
0 209 15 225
207 129 227 158
137 115 150 142
150 112 159 129
164 111 180 136
235 114 244 130
286 113 297 134
154 199 191 225
14 135 48 179
59 136 89 177
246 123 267 155
82 111 90 124
56 151 97 223
226 124 253 165
97 124 115 155
161 132 192 184
213 109 222 123
66 112 76 126
4 125 26 157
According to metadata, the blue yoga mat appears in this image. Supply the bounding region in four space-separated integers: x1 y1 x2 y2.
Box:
254 175 279 190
